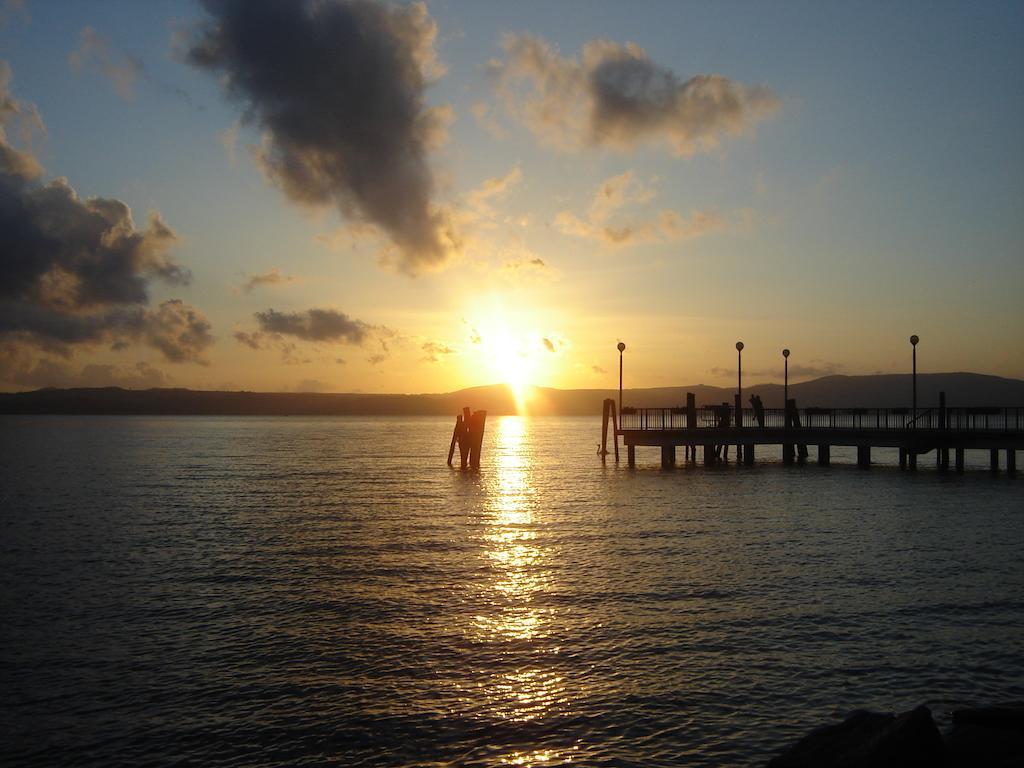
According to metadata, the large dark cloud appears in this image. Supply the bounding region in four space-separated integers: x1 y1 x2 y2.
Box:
490 35 780 155
0 61 212 366
187 0 459 273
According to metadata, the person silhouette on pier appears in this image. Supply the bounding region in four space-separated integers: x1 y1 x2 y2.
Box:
750 394 765 428
715 402 731 460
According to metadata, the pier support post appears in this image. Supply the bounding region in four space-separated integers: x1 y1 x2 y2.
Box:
955 447 965 473
734 394 743 463
909 451 917 470
990 448 999 473
744 444 755 466
627 444 636 469
1008 449 1016 477
899 448 907 469
938 447 949 472
857 445 871 469
818 444 831 466
783 443 794 465
661 445 675 469
703 444 715 466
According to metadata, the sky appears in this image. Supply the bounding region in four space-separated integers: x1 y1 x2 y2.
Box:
1 0 1022 398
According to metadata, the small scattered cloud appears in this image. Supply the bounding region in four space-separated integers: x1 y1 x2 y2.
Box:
235 267 297 294
499 255 555 284
554 171 725 247
422 339 457 362
295 378 328 393
255 308 369 345
467 164 522 220
69 26 143 99
591 364 606 375
187 0 460 274
488 34 779 155
707 360 845 380
0 0 29 28
143 299 214 364
68 26 199 107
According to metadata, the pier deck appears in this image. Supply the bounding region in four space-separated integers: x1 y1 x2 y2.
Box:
610 404 1023 472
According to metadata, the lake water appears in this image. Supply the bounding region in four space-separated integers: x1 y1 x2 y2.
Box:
2 415 1022 766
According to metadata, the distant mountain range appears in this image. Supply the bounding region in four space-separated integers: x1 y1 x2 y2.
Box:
1 373 1022 416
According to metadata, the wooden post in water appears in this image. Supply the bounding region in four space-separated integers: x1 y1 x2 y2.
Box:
447 414 464 466
1008 449 1017 477
990 448 999 473
955 447 965 473
611 401 620 463
468 410 486 469
600 399 611 459
448 407 485 469
857 445 871 469
734 394 743 464
818 444 831 466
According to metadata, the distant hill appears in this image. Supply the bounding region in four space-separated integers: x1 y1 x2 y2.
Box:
1 373 1021 416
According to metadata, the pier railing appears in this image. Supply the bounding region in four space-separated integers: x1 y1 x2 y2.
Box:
618 406 1024 432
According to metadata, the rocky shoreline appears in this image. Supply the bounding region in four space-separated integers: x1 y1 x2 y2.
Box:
768 704 1023 767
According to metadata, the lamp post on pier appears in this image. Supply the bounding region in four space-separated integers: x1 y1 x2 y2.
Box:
783 348 790 409
736 341 744 407
617 342 626 418
910 335 919 427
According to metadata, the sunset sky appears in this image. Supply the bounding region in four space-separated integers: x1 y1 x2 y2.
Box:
2 0 1022 395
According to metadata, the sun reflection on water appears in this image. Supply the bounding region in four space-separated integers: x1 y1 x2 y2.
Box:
469 415 570 735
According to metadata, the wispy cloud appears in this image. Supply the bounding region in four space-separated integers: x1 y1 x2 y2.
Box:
554 171 725 246
235 268 297 294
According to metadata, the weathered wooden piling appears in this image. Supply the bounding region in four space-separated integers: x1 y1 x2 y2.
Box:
447 407 486 469
600 398 620 462
1008 449 1017 476
818 444 831 466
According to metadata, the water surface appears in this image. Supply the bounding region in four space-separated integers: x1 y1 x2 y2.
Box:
2 415 1022 766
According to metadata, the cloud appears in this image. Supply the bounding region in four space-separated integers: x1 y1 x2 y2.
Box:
554 171 725 246
68 26 143 99
187 0 460 273
467 165 522 219
144 299 214 364
68 26 200 108
542 337 555 352
591 364 606 375
0 347 173 390
295 378 328 393
235 267 296 294
422 339 456 362
0 62 209 366
235 307 377 361
707 360 845 380
489 34 779 156
254 308 369 345
0 0 29 28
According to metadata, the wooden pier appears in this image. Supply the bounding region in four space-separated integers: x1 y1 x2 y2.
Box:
602 395 1023 474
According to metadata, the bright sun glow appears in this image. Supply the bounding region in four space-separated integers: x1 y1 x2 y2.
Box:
470 303 547 412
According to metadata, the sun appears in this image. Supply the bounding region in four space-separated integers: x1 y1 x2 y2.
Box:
470 305 542 412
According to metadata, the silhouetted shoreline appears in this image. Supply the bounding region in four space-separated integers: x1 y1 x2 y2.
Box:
1 373 1021 416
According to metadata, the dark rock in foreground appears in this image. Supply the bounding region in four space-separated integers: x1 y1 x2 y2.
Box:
768 704 945 767
769 703 1024 766
946 705 1024 767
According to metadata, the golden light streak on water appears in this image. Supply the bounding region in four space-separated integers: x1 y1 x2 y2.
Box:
473 416 568 736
